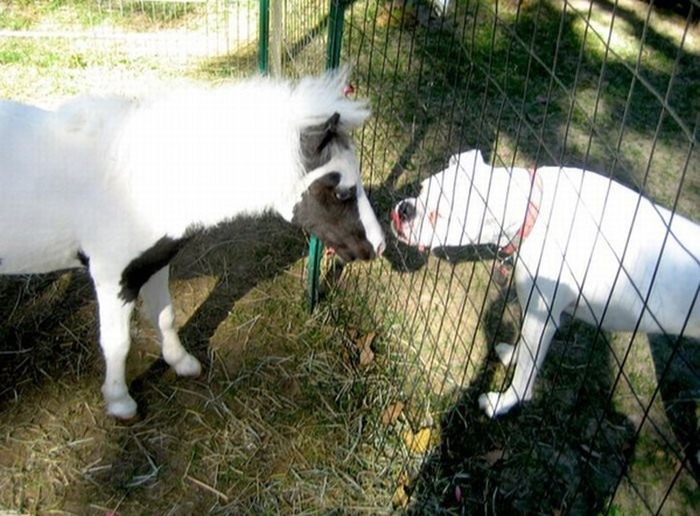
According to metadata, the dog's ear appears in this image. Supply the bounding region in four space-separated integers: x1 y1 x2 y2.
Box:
300 112 342 171
450 149 485 168
449 149 487 180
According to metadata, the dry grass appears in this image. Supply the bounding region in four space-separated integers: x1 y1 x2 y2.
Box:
1 0 699 514
0 220 400 513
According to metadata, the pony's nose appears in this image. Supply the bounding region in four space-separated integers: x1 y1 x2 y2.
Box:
375 239 386 257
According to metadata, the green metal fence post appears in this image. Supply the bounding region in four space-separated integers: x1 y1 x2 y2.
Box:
307 0 347 311
258 0 269 74
326 0 345 69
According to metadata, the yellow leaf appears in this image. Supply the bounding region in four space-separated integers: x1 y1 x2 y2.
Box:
403 427 436 454
359 345 375 366
479 448 509 465
354 331 376 350
391 485 409 508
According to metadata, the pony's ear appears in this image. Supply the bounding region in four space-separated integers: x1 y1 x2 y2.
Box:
300 112 342 171
317 112 341 152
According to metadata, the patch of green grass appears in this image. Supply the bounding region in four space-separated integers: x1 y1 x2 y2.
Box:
0 39 61 66
0 0 205 31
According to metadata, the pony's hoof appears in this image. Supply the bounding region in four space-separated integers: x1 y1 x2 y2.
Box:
173 354 202 377
106 396 138 420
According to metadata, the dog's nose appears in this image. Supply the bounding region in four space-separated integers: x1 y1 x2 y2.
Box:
397 201 416 222
390 209 402 237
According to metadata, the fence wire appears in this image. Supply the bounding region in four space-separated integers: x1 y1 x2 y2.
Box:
0 0 259 98
320 0 699 513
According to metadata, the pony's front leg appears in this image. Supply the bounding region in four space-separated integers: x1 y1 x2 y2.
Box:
140 267 201 377
94 283 138 419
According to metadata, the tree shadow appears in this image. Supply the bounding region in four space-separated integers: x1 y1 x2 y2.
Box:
0 214 307 417
340 1 698 509
407 270 638 513
648 333 700 482
124 215 307 414
355 0 698 208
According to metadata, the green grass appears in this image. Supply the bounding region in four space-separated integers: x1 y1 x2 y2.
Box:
0 0 205 31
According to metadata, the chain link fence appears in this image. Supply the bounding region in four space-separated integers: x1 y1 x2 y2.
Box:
317 0 699 512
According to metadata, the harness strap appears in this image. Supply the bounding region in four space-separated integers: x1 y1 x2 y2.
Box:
499 167 542 257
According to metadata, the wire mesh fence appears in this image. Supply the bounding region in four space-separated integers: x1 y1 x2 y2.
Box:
324 0 700 513
0 0 260 100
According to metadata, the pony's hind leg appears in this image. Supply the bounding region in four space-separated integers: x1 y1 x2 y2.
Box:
140 267 201 377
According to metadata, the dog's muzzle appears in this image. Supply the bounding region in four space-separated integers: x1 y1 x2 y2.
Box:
391 201 416 238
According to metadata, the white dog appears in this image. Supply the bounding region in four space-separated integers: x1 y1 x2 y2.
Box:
391 149 700 418
0 69 385 419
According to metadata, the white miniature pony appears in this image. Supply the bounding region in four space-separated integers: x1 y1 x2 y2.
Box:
0 69 385 419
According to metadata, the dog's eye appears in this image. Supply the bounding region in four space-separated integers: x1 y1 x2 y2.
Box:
335 187 355 202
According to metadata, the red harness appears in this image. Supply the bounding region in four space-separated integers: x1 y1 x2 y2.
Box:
499 168 542 257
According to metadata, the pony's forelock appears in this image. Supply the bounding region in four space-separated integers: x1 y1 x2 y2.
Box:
291 66 371 132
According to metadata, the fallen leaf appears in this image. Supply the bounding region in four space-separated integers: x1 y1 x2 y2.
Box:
354 331 376 367
391 485 409 508
403 427 437 454
479 448 509 465
354 331 376 350
359 345 375 366
381 402 405 426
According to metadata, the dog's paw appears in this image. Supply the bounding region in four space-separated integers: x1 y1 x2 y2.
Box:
478 392 499 418
494 343 515 366
173 353 202 377
479 390 518 418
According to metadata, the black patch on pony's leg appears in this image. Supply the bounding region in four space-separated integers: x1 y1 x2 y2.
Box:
119 236 188 303
77 250 90 268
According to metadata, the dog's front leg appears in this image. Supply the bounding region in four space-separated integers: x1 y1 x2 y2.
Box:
94 283 138 419
494 342 516 366
140 267 201 377
479 305 560 418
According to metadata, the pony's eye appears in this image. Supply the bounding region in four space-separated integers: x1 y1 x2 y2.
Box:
335 187 355 202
